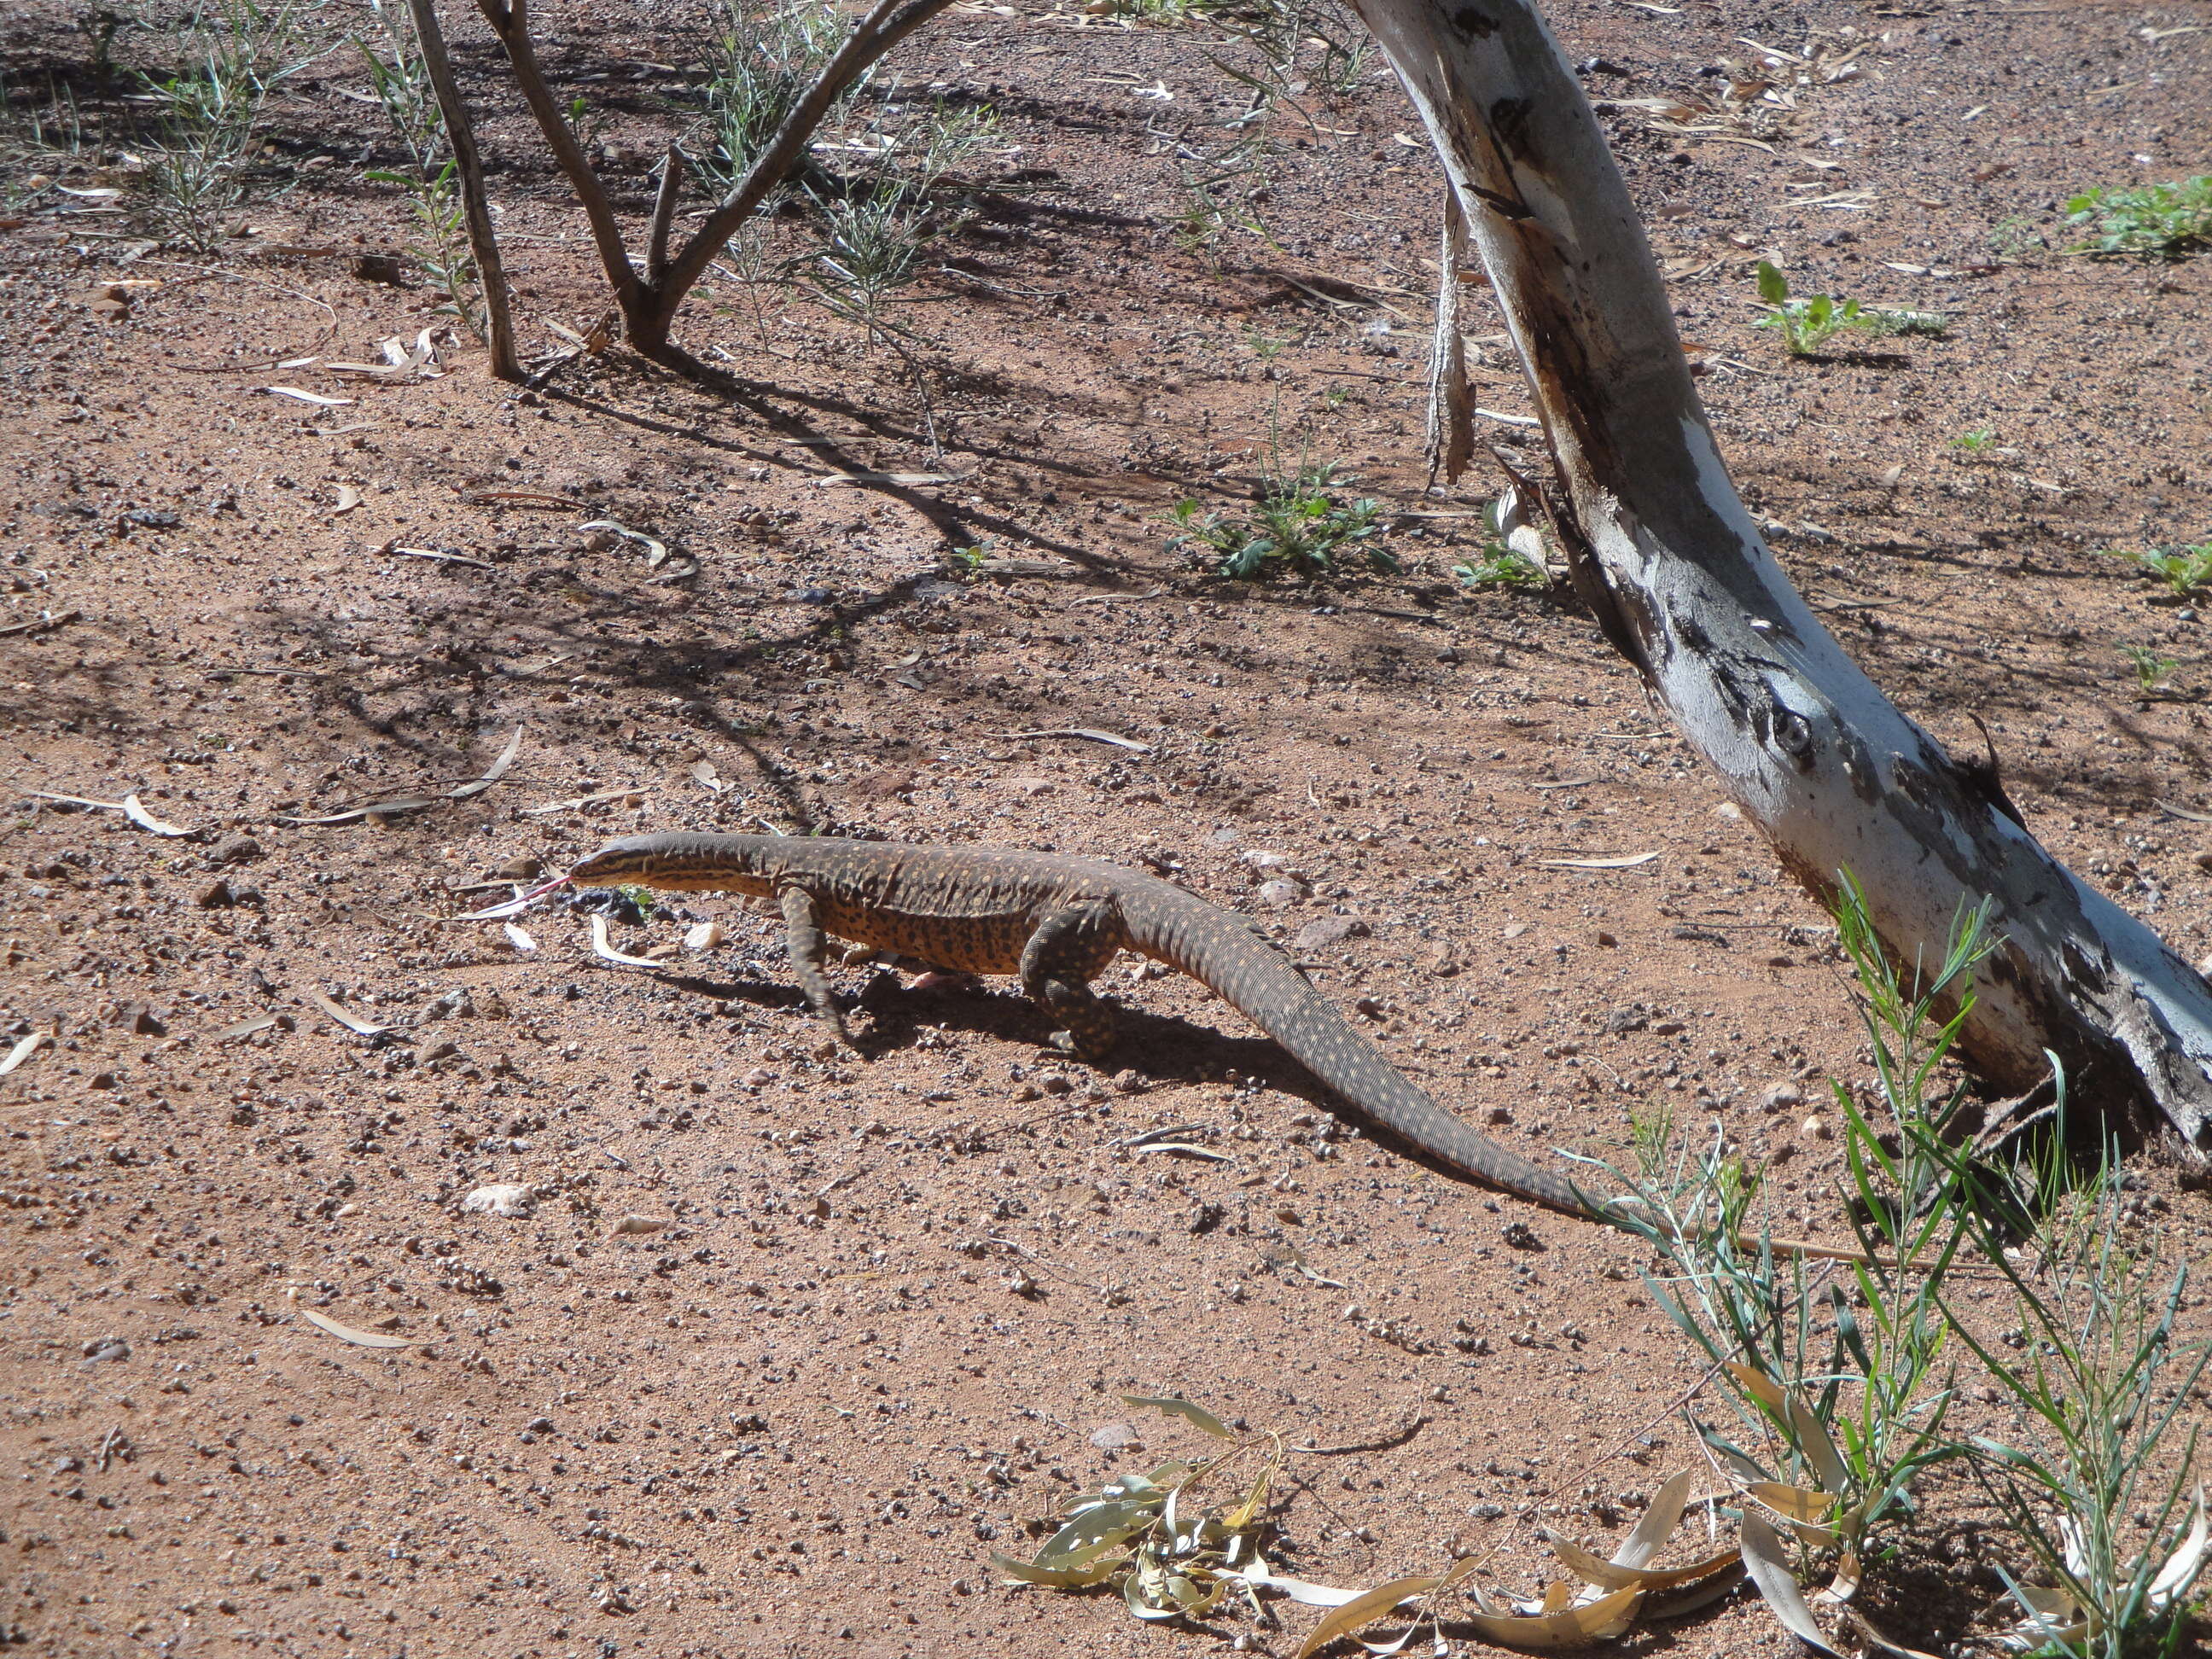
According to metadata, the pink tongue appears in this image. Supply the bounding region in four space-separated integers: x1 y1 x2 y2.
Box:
515 872 573 903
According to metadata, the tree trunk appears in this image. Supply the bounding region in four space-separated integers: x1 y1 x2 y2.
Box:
406 0 520 380
1345 0 2212 1146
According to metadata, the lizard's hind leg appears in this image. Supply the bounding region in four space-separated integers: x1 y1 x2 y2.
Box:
1018 902 1123 1059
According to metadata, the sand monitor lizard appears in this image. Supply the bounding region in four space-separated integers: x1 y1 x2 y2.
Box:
556 832 1639 1225
553 832 1877 1260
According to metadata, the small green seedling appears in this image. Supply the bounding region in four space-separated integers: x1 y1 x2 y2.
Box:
2107 544 2212 601
2064 175 2212 258
2120 644 2179 695
613 883 661 920
1167 461 1388 580
1952 428 1997 456
1452 544 1545 589
1452 495 1547 589
1755 261 1947 356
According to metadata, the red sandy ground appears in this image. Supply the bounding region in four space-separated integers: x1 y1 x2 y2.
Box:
1 1 2208 1655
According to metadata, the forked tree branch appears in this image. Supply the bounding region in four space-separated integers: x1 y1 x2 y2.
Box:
405 0 520 379
474 0 643 314
638 0 958 351
1348 0 2212 1144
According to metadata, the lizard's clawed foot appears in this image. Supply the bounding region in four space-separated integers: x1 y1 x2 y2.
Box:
1046 1027 1115 1063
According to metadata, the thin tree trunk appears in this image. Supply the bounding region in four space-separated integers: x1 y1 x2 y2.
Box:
405 0 519 380
1346 0 2212 1144
474 0 643 317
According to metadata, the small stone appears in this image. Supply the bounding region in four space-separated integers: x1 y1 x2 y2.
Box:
1294 916 1369 952
1006 775 1054 797
610 1214 668 1236
1109 1068 1145 1095
424 987 475 1022
1763 1083 1805 1112
207 833 261 865
1256 878 1306 910
1486 1106 1513 1126
1802 1115 1832 1142
1501 923 1530 940
1035 1073 1073 1096
125 1003 166 1037
1426 945 1461 977
493 853 544 882
742 1068 777 1088
193 878 236 909
1594 930 1619 948
1089 1421 1141 1451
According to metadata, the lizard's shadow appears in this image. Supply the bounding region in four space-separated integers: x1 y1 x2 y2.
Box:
650 967 1518 1200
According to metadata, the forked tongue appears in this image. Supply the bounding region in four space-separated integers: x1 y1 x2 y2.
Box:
454 870 573 921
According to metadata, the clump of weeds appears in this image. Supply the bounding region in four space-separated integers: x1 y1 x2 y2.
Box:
1755 260 1947 356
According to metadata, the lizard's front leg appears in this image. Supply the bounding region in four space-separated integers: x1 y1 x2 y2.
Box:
1018 902 1122 1059
777 885 853 1045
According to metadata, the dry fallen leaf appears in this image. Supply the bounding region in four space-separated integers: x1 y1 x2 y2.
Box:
589 914 666 969
212 1014 280 1043
445 725 525 800
815 469 962 487
334 483 364 513
1295 1570 1446 1658
581 518 670 567
300 1307 414 1348
1739 1511 1842 1656
519 787 645 817
121 793 194 837
1538 852 1659 870
0 1031 50 1077
306 989 388 1036
263 385 354 407
1462 1581 1643 1650
503 922 538 953
276 795 444 826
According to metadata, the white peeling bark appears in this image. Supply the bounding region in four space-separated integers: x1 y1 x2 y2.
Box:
1346 0 2212 1144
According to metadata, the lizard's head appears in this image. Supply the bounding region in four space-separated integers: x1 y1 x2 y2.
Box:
568 835 751 892
567 835 675 888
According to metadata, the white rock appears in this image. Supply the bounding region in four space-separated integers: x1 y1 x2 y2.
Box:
462 1183 534 1218
684 921 725 952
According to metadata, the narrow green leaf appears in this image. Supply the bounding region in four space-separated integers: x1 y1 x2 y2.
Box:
1121 1394 1237 1441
